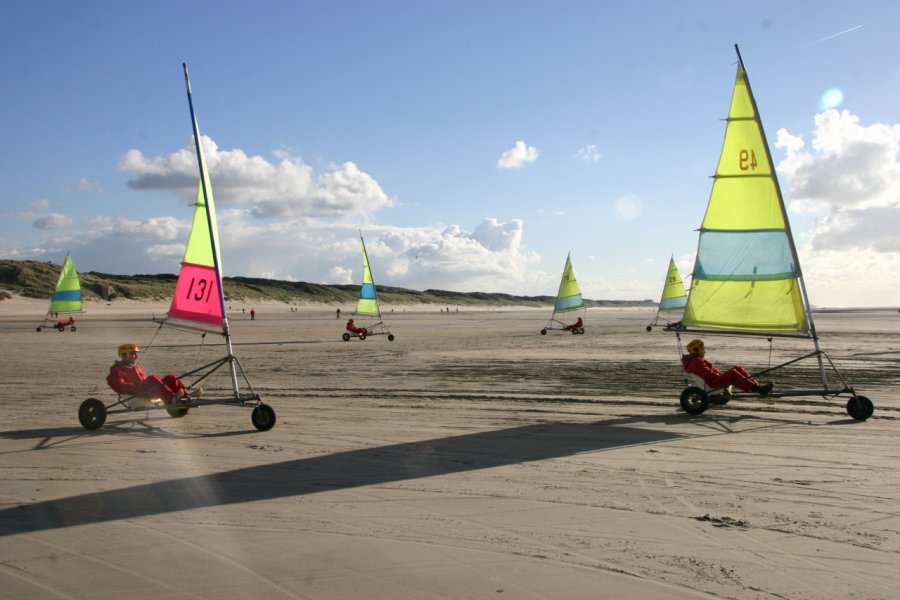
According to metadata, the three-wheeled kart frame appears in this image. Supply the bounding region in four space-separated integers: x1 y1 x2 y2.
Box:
342 319 395 342
671 329 874 421
78 353 276 432
540 317 585 335
37 316 77 332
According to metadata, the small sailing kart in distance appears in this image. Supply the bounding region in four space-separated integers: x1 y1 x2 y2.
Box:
36 253 83 332
540 252 586 335
37 316 77 332
541 316 585 335
342 318 395 341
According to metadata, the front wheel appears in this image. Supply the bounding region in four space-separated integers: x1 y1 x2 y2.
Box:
540 329 547 335
342 332 351 341
166 406 189 418
70 326 77 332
577 328 585 334
388 334 395 341
57 324 65 332
359 332 366 340
251 404 276 431
680 386 709 416
79 398 107 430
846 396 874 421
36 326 42 332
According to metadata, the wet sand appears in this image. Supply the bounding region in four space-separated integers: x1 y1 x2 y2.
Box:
1 301 898 599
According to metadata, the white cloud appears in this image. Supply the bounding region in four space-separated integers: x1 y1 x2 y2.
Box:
576 144 602 162
613 195 643 220
67 177 99 193
31 199 50 210
776 109 900 306
119 136 393 219
497 140 539 169
33 213 73 230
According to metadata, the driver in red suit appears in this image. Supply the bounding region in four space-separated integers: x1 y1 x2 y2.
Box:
107 343 199 405
346 318 368 335
682 339 773 395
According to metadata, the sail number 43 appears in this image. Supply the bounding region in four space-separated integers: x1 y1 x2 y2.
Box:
739 149 758 171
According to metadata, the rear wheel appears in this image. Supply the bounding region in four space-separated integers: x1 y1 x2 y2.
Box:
251 404 276 431
70 326 77 332
57 324 65 332
342 333 350 341
577 328 585 334
166 406 189 418
359 332 366 340
79 398 107 430
680 387 709 415
846 396 874 421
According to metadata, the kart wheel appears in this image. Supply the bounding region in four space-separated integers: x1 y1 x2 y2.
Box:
70 326 77 332
540 329 547 335
846 396 874 421
251 404 276 431
36 326 42 332
570 329 578 334
359 332 366 340
646 325 653 332
709 393 731 406
166 406 189 418
577 328 585 334
388 334 395 341
679 386 709 416
79 398 107 430
57 324 65 332
342 333 350 341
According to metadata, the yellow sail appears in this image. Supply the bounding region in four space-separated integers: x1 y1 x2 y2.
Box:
683 50 809 334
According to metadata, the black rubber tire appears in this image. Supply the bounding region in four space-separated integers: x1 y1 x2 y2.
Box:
709 393 731 406
79 398 107 430
388 334 395 341
577 328 585 334
342 333 350 341
57 324 65 332
251 404 276 431
166 406 189 418
70 326 76 332
570 329 577 334
540 329 547 335
680 386 709 415
36 326 42 332
359 332 366 340
646 325 653 332
846 396 874 421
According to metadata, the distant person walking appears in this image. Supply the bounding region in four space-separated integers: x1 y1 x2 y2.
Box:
336 308 341 319
250 308 256 321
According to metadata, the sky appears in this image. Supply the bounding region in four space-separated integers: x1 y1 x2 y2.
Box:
1 1 898 307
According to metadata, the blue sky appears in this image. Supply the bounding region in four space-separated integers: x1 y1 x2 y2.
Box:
2 1 898 306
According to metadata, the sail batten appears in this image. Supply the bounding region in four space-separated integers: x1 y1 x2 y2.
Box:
682 47 811 335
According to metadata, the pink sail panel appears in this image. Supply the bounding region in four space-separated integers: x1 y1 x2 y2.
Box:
168 262 224 327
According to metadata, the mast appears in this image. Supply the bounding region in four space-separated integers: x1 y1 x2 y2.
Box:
182 63 239 393
734 45 826 384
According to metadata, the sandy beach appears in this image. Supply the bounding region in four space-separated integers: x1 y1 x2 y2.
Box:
1 300 898 599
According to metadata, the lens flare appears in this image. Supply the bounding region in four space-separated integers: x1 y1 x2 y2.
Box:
819 88 844 110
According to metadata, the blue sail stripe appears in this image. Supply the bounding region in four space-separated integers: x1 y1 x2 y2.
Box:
359 283 377 300
52 290 81 301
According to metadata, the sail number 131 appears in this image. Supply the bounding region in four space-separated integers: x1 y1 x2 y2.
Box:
186 277 214 304
739 149 758 171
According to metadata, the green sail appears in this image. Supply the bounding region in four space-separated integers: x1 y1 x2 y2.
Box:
553 253 583 312
682 55 808 334
658 257 687 311
354 236 380 317
48 254 82 314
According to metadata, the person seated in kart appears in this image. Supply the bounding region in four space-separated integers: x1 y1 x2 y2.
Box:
682 339 773 395
563 316 584 331
106 343 201 405
345 318 368 336
56 316 75 328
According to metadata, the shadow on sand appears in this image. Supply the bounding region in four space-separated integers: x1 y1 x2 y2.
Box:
0 412 793 537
